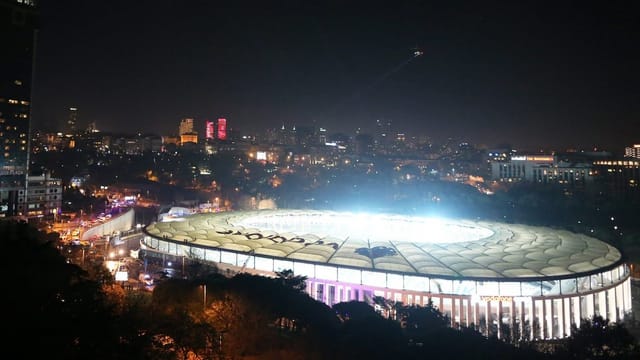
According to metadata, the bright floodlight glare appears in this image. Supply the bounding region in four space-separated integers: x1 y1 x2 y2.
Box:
236 212 493 244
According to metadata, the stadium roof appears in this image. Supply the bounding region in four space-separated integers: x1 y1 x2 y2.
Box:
144 209 623 280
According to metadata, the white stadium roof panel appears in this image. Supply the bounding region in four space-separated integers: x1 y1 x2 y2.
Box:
143 210 623 280
459 269 501 277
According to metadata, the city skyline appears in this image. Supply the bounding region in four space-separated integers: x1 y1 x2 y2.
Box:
32 1 639 151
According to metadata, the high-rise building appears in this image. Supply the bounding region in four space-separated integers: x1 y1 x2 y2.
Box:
205 120 214 140
24 172 62 218
66 107 78 134
317 127 327 145
624 144 640 159
0 0 38 217
217 118 227 141
375 119 392 150
179 117 194 135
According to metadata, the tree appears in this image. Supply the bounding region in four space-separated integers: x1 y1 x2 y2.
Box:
372 295 398 319
184 259 220 281
152 308 218 360
555 315 640 359
275 268 307 292
333 300 379 322
4 219 121 359
203 273 340 358
336 314 405 360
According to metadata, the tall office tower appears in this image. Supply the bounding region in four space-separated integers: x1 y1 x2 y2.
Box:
205 120 214 140
66 107 78 134
375 119 392 148
0 0 38 217
86 121 97 133
624 144 640 159
179 117 194 135
217 118 227 140
317 127 327 145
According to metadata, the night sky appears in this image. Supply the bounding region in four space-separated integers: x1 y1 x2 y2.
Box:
32 0 639 151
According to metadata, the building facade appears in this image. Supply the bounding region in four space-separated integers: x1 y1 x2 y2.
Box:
141 210 632 340
205 120 214 141
0 0 38 217
179 117 194 136
217 118 227 141
625 144 640 159
66 107 78 135
592 159 640 199
491 155 595 187
23 172 62 218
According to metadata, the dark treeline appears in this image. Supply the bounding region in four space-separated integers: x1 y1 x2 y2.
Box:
6 220 639 359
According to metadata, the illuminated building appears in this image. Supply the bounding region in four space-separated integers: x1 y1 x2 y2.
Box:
142 209 632 340
317 127 328 145
179 117 194 135
205 120 214 140
24 172 62 218
180 133 198 145
217 118 227 140
66 107 78 135
491 155 594 186
0 0 37 217
375 119 392 149
110 134 163 155
625 144 640 159
592 159 640 198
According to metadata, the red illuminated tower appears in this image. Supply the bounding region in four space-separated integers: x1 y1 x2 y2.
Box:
217 118 227 140
205 120 214 140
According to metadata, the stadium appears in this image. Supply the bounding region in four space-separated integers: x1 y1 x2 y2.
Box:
141 209 632 340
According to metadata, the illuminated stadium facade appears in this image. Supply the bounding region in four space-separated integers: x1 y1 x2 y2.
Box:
141 209 632 340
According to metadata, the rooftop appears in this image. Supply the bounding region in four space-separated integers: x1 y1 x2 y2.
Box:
144 209 623 280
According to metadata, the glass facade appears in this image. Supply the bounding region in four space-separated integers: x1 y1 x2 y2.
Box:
0 1 38 217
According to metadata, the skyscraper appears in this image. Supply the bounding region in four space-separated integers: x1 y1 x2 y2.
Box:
375 118 392 149
217 118 227 141
205 120 214 140
66 106 78 134
179 117 194 135
0 0 38 217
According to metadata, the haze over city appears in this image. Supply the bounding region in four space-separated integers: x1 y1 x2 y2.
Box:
32 0 639 152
